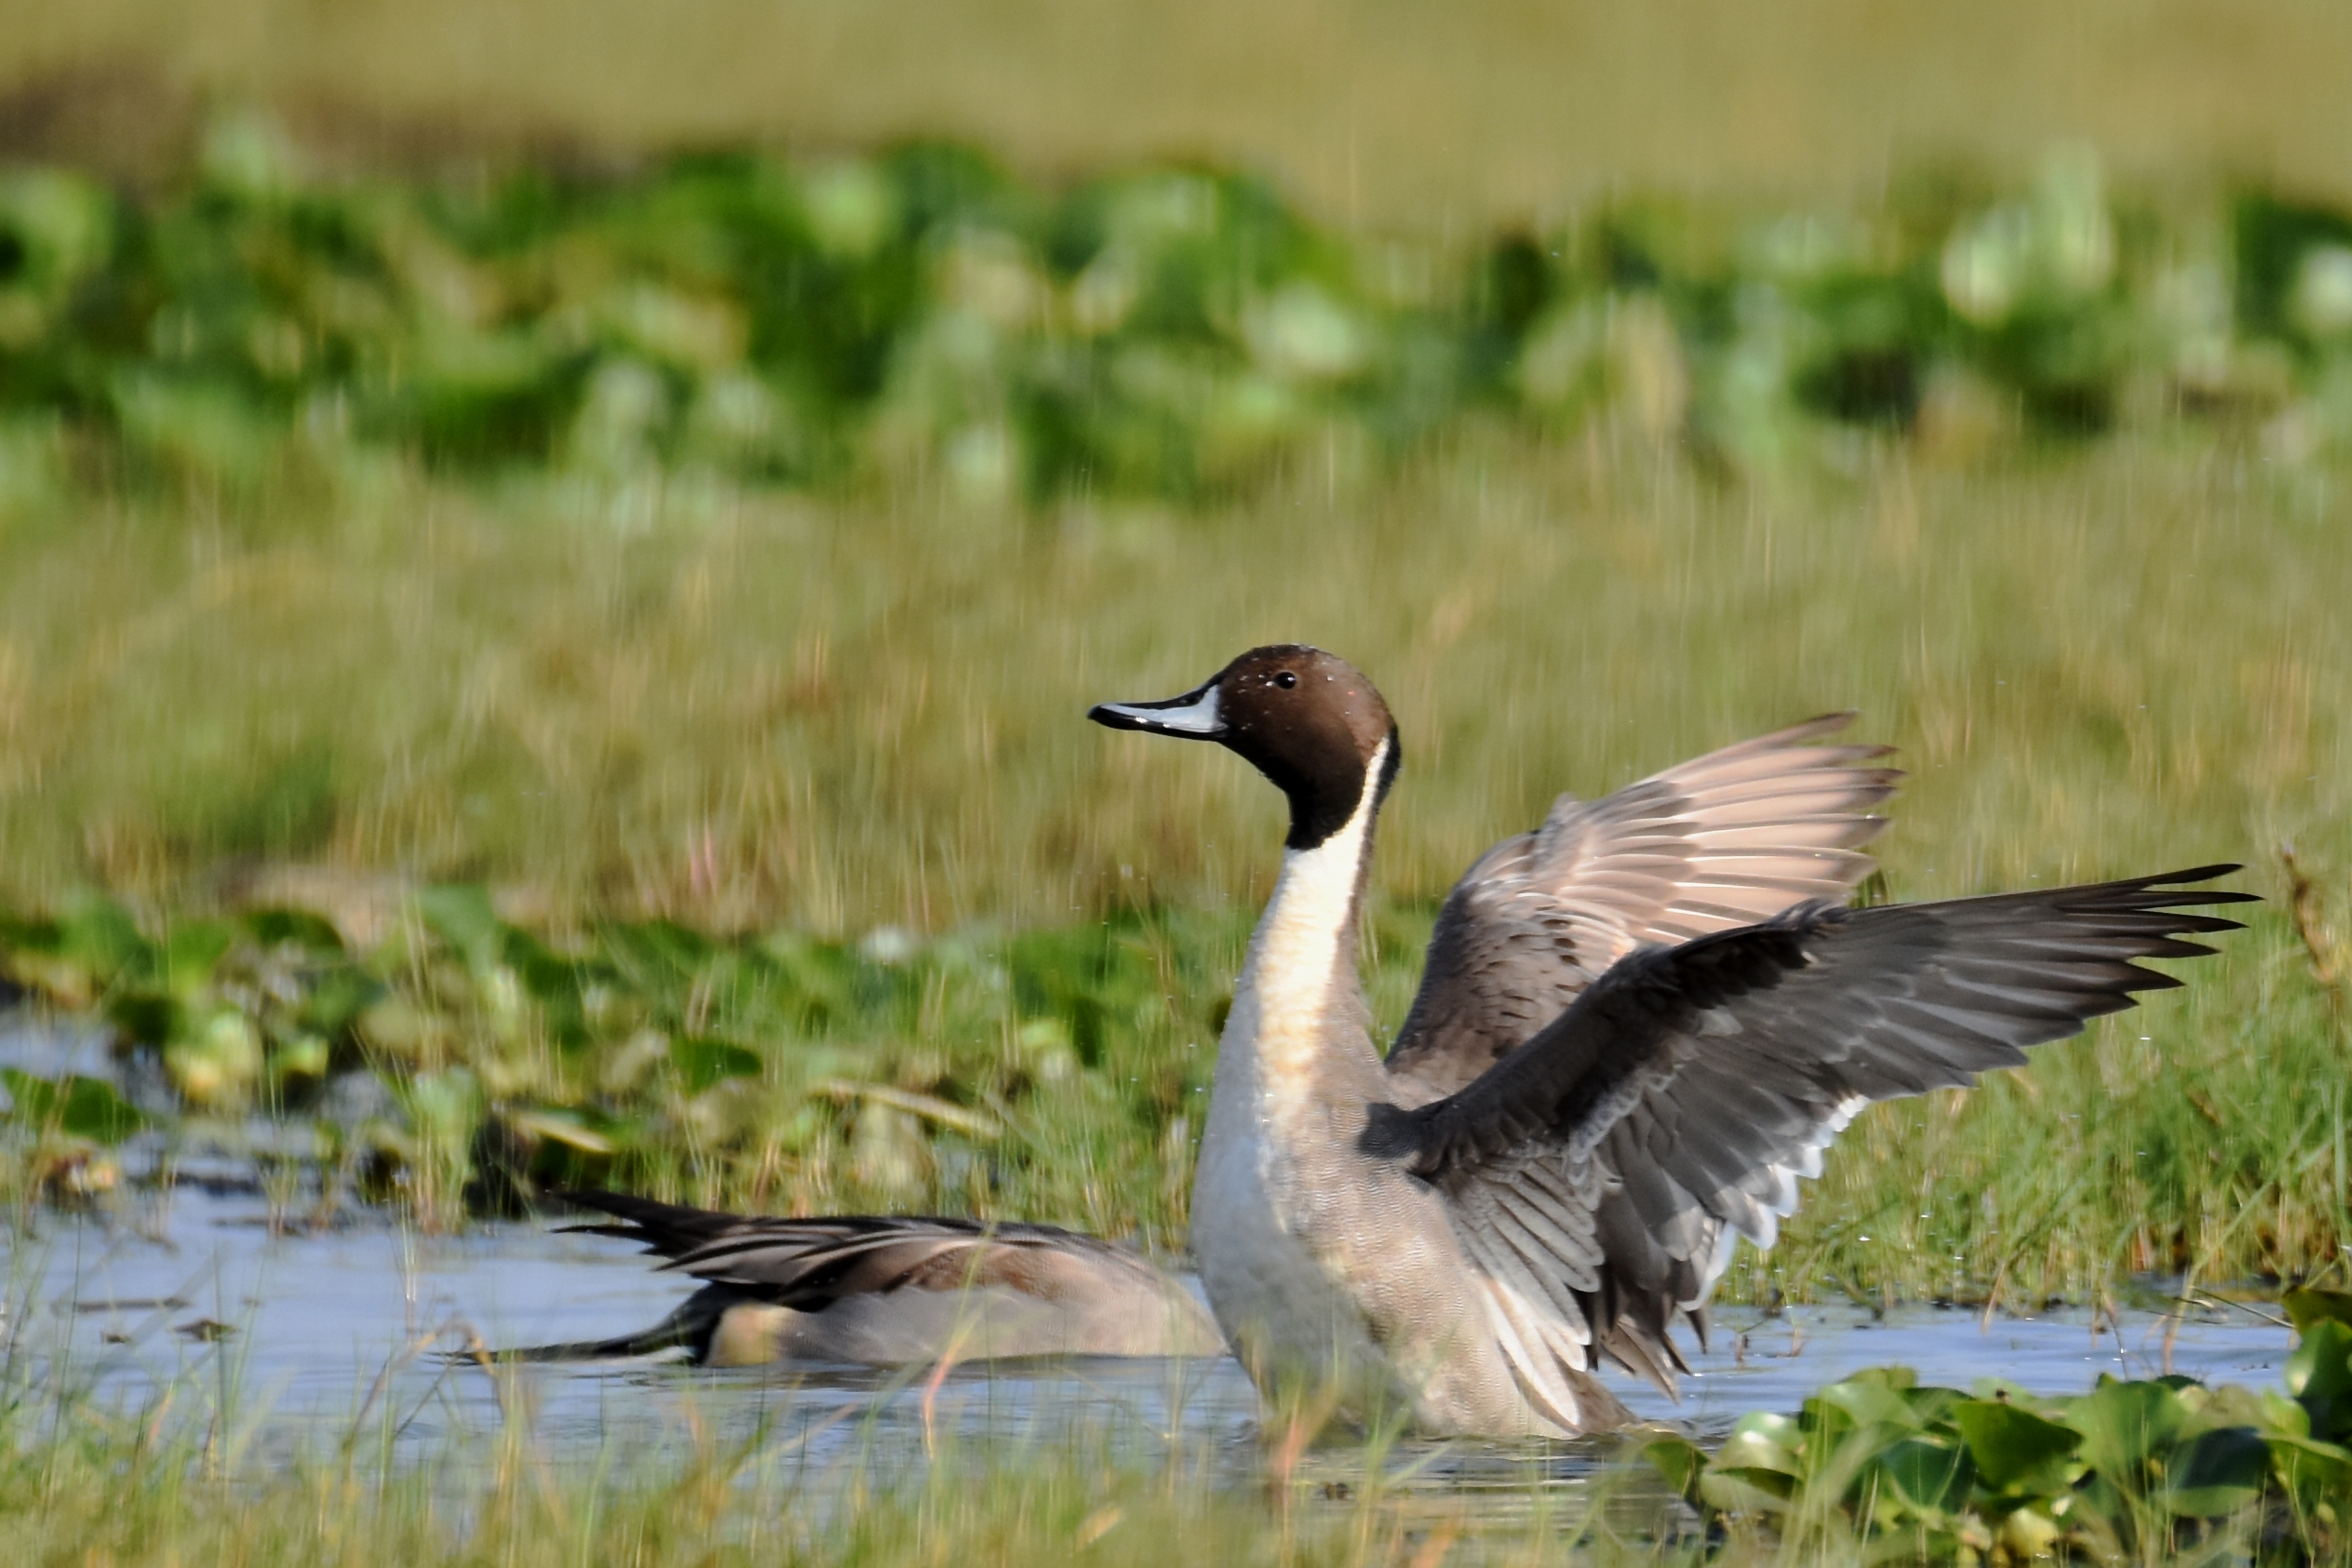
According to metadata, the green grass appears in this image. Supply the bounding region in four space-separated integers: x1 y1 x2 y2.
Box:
5 431 2346 926
3 425 2349 1302
6 1304 2352 1567
0 1374 1591 1568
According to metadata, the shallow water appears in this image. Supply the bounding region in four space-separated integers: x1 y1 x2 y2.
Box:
2 1183 2297 1500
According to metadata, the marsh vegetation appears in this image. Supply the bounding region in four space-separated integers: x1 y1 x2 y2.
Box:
4 114 2352 1562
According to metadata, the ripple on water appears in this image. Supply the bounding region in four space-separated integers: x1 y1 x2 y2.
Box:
4 1186 2297 1505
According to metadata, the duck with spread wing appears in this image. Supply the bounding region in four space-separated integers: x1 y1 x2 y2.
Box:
1089 644 2249 1438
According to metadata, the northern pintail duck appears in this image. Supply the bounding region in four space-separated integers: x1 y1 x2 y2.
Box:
1089 645 2248 1438
506 1191 1222 1364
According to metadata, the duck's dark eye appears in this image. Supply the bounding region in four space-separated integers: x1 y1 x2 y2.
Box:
1273 671 1297 689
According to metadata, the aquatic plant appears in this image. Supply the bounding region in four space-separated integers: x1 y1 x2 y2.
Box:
9 124 2352 507
1 136 2347 1309
6 1234 2352 1565
0 887 1248 1242
1647 1293 2352 1562
4 860 2349 1309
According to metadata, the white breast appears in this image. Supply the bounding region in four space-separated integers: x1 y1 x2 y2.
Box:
1189 744 1395 1382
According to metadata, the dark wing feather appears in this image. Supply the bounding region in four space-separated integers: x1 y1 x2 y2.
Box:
1386 714 1899 1104
1362 866 2251 1397
554 1190 1160 1307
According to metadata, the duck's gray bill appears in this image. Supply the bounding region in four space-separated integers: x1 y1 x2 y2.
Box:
1087 683 1225 739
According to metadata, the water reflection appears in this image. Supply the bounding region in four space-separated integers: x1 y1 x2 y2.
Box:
3 1186 2297 1501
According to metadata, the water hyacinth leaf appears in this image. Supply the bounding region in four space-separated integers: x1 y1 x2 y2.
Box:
268 1031 332 1086
2268 1432 2352 1498
1996 1506 2065 1560
300 965 384 1038
110 372 282 481
1869 1437 1974 1517
0 911 60 955
2157 1425 2270 1517
1642 1434 1711 1506
105 990 182 1048
499 930 595 1047
241 907 348 956
1699 1467 1797 1512
60 896 154 986
164 1008 264 1108
402 1067 485 1142
1814 1372 1933 1433
1952 1398 2083 1495
1714 1410 1805 1480
507 1106 619 1155
0 1068 148 1144
1896 1384 1969 1426
416 884 504 972
2065 1376 2188 1483
816 1079 1002 1139
2179 1379 2275 1433
606 918 719 991
2285 1286 2352 1333
356 994 444 1063
162 919 237 996
0 168 114 313
671 1036 763 1093
1809 1421 1923 1504
2288 1318 2352 1441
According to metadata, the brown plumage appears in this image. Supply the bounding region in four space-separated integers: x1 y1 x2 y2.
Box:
1385 712 1901 1101
1366 871 2251 1397
501 1191 1223 1365
1092 644 2251 1437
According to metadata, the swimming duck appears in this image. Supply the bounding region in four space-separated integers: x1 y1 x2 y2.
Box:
504 1190 1223 1364
1089 644 2248 1438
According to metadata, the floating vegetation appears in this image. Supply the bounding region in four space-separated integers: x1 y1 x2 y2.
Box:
3 870 2349 1319
0 887 1250 1240
8 121 2352 506
1646 1294 2352 1562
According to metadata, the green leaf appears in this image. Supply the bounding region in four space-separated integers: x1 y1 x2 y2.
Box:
2288 1319 2352 1442
401 1067 484 1142
607 918 719 988
2158 1425 2270 1517
416 884 504 972
242 907 347 955
508 1106 619 1155
1716 1409 1805 1476
1816 1374 1932 1433
60 895 154 986
1812 1420 1923 1502
672 1036 763 1093
1871 1436 1974 1516
105 990 184 1048
301 966 384 1037
161 919 236 996
1699 1467 1797 1512
1642 1433 1710 1505
2284 1286 2352 1333
1 1068 149 1144
2267 1433 2352 1499
0 912 63 958
2065 1377 2187 1483
1952 1398 2083 1495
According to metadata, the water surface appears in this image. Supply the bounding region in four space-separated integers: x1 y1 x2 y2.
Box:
6 1183 2295 1498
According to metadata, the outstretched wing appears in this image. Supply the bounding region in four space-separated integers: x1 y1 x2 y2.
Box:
554 1190 1163 1307
1361 866 2251 1412
1385 714 1900 1104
